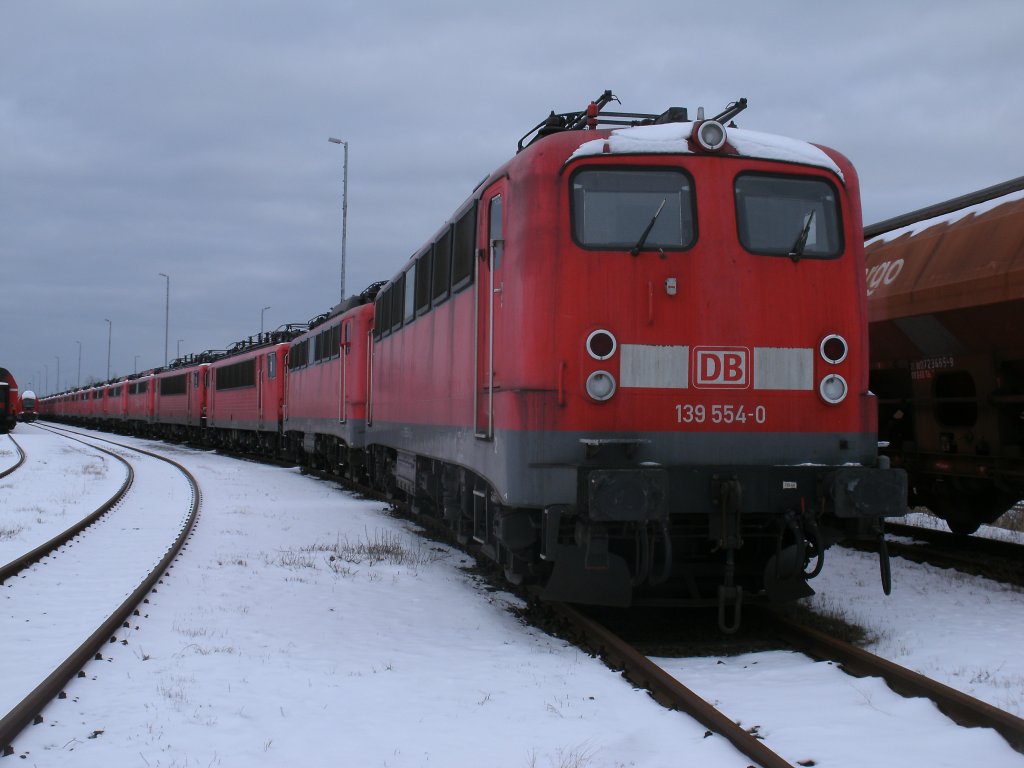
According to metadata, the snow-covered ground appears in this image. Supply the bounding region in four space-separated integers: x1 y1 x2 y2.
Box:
2 425 1023 767
0 431 128 564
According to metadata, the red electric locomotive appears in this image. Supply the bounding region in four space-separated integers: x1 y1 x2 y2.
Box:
154 360 211 441
124 373 155 432
18 390 38 422
865 177 1024 534
206 337 290 454
1 368 19 433
366 92 905 626
284 286 380 477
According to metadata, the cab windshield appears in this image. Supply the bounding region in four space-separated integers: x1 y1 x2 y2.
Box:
735 174 842 259
571 168 695 251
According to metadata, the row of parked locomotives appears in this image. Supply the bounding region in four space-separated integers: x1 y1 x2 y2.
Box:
41 93 906 628
39 294 379 471
865 177 1024 535
1 368 19 432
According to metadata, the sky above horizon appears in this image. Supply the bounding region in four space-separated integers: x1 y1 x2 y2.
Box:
3 1 1022 392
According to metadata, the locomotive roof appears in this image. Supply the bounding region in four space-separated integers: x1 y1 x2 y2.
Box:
569 121 844 179
864 186 1024 322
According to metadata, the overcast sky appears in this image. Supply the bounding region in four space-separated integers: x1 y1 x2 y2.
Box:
3 1 1022 393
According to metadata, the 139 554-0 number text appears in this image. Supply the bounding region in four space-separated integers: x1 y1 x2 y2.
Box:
675 403 767 425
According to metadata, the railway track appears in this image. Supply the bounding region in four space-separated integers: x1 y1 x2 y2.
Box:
0 425 202 756
549 602 796 768
0 429 133 584
771 613 1024 753
0 433 26 479
844 520 1024 587
547 602 1024 766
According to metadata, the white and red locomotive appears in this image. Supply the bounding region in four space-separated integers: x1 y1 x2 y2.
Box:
40 93 906 626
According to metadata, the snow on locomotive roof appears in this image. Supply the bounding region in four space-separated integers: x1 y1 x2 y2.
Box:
866 188 1024 246
569 122 843 179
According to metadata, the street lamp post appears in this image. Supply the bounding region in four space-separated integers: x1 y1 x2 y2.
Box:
328 137 349 303
55 356 60 394
105 318 112 380
261 306 271 336
159 273 170 367
76 340 82 387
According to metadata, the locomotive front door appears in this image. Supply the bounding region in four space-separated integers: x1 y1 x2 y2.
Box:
475 187 505 439
340 321 349 424
257 354 265 430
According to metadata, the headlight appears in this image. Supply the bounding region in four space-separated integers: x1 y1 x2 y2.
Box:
819 374 848 404
586 370 617 401
819 334 848 364
695 120 727 151
586 329 617 360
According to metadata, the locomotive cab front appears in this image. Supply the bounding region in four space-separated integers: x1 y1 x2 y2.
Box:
479 114 906 624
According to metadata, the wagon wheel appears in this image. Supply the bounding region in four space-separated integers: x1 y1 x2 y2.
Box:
926 481 1015 536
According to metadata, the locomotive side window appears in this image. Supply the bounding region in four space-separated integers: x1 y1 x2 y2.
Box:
290 339 309 369
160 374 187 396
378 289 393 338
415 249 432 316
452 202 477 291
570 169 694 251
267 352 277 379
216 358 256 390
373 294 385 340
403 264 416 322
489 196 504 268
391 274 406 333
432 228 452 305
735 174 842 259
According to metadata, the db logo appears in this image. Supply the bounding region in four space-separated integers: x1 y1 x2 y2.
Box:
694 347 749 388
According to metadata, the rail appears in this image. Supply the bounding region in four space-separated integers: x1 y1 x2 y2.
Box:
550 602 795 768
770 612 1024 754
0 426 202 756
0 434 26 479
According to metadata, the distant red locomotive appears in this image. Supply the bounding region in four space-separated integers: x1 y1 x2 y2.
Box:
154 362 210 441
1 368 19 433
206 340 289 453
18 390 37 422
284 291 378 476
365 92 905 625
865 177 1024 534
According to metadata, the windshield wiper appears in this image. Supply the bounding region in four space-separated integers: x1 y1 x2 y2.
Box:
788 209 816 262
630 198 667 256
